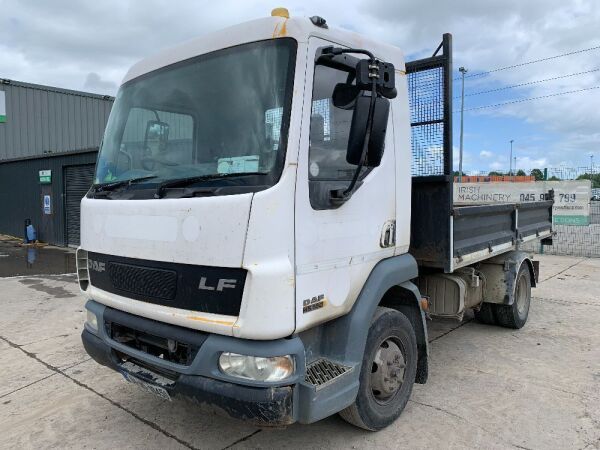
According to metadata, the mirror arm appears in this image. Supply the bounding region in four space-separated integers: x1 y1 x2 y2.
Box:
321 46 375 61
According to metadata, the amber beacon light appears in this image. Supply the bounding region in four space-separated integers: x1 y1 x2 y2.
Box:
271 7 290 18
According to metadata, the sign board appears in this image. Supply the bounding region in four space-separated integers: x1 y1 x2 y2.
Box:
217 155 259 174
0 90 5 123
39 170 52 184
43 195 52 215
454 180 592 226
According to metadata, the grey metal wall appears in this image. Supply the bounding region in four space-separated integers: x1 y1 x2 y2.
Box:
0 79 113 161
0 151 97 246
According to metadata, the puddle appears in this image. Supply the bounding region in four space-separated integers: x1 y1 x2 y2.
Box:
17 278 75 298
0 236 76 277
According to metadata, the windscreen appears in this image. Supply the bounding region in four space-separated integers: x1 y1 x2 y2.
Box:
94 38 297 194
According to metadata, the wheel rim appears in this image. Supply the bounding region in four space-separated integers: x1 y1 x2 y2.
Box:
515 273 529 315
370 338 406 404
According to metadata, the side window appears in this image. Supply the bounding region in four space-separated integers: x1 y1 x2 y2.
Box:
308 65 356 181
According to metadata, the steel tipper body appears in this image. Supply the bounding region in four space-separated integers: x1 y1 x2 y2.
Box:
79 9 552 430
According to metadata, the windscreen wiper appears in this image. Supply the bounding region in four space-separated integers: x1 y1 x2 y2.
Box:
154 172 267 199
92 175 158 193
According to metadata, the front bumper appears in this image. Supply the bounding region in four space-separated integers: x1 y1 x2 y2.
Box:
82 300 361 426
81 329 294 425
82 300 304 425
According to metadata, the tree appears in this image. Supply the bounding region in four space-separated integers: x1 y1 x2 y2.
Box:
488 171 504 176
516 169 526 176
576 173 600 188
548 176 560 181
530 168 544 181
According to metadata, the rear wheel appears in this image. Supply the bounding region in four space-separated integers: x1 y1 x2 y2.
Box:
494 263 531 329
339 307 417 431
474 302 496 325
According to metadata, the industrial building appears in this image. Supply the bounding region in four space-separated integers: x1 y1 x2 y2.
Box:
0 78 113 246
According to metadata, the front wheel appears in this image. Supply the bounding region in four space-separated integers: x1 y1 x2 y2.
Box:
339 307 417 431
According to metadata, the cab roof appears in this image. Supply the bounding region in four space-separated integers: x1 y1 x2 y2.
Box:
123 15 405 84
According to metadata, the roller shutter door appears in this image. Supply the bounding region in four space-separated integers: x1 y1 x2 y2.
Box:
64 164 95 246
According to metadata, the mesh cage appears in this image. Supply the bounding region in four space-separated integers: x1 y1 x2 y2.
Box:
406 34 454 271
406 35 452 178
408 66 446 176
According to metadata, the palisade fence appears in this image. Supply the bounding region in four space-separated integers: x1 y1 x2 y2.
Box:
462 167 597 180
521 207 600 258
459 168 600 258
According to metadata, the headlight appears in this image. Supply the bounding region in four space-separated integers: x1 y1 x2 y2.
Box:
218 352 294 382
86 310 98 332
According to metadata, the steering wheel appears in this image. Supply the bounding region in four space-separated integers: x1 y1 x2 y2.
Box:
141 146 178 171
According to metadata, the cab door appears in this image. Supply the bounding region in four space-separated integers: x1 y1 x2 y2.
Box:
294 37 397 332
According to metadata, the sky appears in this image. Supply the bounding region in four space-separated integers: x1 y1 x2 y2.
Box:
1 0 599 173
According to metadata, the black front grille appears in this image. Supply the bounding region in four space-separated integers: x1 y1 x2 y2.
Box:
108 262 177 300
88 252 247 315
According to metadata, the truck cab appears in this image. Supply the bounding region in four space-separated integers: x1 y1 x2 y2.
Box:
79 10 552 430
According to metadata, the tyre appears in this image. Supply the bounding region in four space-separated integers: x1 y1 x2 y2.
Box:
474 302 496 325
494 263 531 329
339 307 417 431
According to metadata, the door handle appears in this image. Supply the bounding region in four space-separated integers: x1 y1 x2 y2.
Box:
380 220 396 248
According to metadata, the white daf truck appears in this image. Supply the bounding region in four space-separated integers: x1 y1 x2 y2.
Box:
78 9 553 430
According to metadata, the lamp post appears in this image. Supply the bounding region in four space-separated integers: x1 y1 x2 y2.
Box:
458 66 468 182
509 139 514 178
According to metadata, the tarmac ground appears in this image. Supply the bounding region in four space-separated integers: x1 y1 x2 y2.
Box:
0 236 598 449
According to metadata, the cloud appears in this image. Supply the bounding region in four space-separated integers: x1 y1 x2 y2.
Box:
0 0 256 93
452 145 471 169
489 161 503 171
83 72 117 94
513 156 548 171
480 150 493 158
0 0 597 167
360 0 600 163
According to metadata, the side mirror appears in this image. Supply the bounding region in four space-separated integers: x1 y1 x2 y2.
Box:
332 83 360 110
346 95 390 167
144 120 170 152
